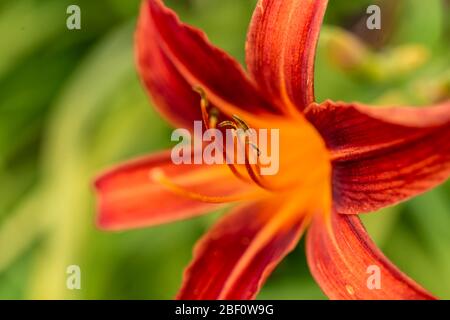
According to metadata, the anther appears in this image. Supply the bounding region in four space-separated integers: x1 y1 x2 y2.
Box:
231 115 250 131
193 86 219 129
192 86 270 189
218 118 261 157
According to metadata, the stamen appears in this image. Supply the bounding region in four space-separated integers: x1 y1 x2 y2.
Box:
249 142 261 157
208 108 219 129
231 115 250 131
193 86 218 129
219 140 252 183
192 86 270 189
194 87 251 183
242 136 281 191
219 117 273 188
150 169 258 203
219 118 261 156
225 162 252 183
218 121 238 130
193 86 209 127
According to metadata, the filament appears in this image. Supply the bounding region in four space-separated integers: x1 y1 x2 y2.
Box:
242 136 281 191
150 169 258 203
193 86 277 191
193 86 218 129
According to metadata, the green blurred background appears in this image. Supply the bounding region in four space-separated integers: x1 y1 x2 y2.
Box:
0 0 449 299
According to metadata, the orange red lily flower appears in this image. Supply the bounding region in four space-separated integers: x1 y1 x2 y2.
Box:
94 0 450 300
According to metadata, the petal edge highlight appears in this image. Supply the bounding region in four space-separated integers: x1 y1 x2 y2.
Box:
177 200 309 300
144 0 281 119
136 1 202 129
246 0 328 113
306 212 436 300
307 100 450 214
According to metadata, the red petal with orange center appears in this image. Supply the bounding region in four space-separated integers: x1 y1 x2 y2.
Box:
246 0 328 113
307 211 435 300
307 100 450 214
177 200 309 300
94 151 254 231
137 0 281 124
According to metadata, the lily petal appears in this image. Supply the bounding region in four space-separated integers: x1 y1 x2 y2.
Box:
306 211 435 300
306 100 450 214
94 151 254 231
246 0 328 113
136 1 202 129
139 0 281 122
177 200 308 300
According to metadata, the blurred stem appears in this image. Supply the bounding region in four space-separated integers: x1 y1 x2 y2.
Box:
0 0 65 79
24 23 135 299
0 188 51 273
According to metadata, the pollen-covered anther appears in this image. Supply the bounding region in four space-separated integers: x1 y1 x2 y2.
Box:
219 117 281 192
193 86 219 129
218 116 261 157
193 87 254 184
193 87 282 192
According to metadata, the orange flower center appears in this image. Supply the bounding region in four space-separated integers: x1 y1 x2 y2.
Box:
243 114 332 220
153 88 332 219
